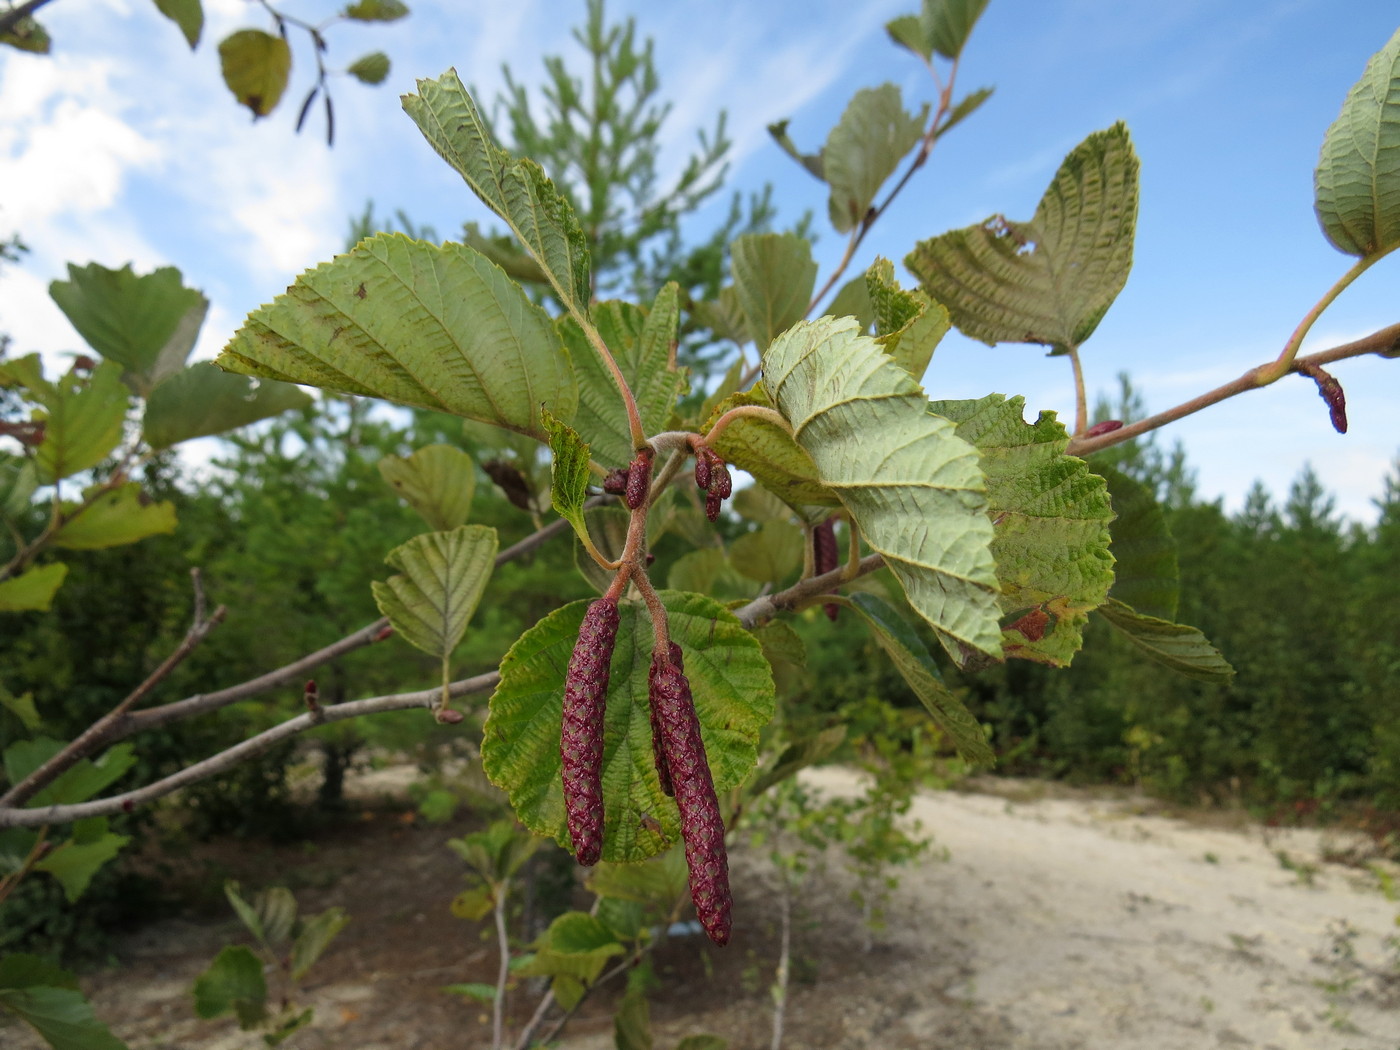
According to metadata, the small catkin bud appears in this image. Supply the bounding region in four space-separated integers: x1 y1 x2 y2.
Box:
713 464 732 500
625 450 653 510
705 489 723 523
813 518 840 622
694 449 713 491
1083 419 1123 438
646 642 683 797
650 656 732 946
561 597 620 866
602 467 629 495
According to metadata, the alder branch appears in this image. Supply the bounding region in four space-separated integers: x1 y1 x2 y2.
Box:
0 548 890 829
0 0 56 37
0 673 500 828
0 571 227 809
1066 323 1400 458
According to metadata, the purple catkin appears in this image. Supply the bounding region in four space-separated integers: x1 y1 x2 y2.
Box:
625 451 652 510
704 489 723 523
650 653 732 946
813 517 840 622
560 597 620 866
713 464 732 500
602 467 629 495
646 642 682 796
694 450 712 492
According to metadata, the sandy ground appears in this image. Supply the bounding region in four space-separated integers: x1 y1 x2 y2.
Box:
6 771 1398 1050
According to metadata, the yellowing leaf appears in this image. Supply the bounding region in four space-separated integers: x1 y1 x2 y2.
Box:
51 484 177 550
378 444 476 532
0 563 69 613
371 525 499 660
152 0 203 48
218 29 292 118
823 85 928 233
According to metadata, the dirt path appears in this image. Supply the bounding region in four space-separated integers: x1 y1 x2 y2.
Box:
8 774 1397 1050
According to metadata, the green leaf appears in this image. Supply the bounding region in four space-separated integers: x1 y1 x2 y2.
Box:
217 29 292 118
586 847 689 915
766 119 825 181
0 17 51 54
1 688 42 731
730 233 817 350
1315 28 1400 257
192 945 267 1027
823 85 928 233
0 953 77 991
483 592 774 862
732 485 791 524
885 14 930 60
217 233 577 440
48 263 206 397
704 390 837 512
517 912 625 985
676 1038 729 1050
543 409 593 542
664 547 752 601
0 356 128 484
347 51 391 85
574 505 629 595
151 0 202 48
371 525 499 660
690 286 750 348
50 484 177 551
1097 599 1235 683
824 274 875 332
443 982 497 1002
222 882 266 945
907 122 1139 354
252 886 297 946
402 71 591 312
746 725 846 797
0 961 128 1050
866 257 950 380
378 444 475 532
289 907 350 981
3 739 137 808
343 0 409 21
450 887 494 921
762 316 1002 660
840 593 993 764
921 0 992 60
729 520 803 586
558 285 686 469
143 364 311 448
928 394 1114 666
936 86 994 139
0 563 69 613
33 832 130 902
0 456 38 520
1098 467 1177 621
614 987 652 1050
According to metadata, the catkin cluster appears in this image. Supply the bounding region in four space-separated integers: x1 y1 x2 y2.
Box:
694 447 733 521
559 609 732 945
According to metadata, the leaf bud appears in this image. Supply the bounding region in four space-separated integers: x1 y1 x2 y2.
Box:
625 449 653 510
1083 419 1123 438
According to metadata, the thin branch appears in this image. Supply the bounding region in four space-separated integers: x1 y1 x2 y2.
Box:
0 0 56 37
1257 253 1383 385
0 673 500 828
0 573 228 809
805 59 962 317
1066 323 1400 458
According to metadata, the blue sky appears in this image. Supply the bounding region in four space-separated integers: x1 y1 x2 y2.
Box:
2 0 1398 521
